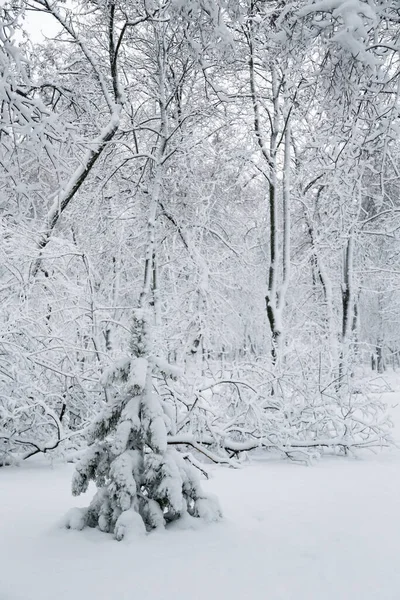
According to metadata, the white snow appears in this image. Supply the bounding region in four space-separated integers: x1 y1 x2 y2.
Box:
109 451 138 509
153 355 183 378
129 357 148 390
2 380 400 599
114 507 146 542
63 507 88 531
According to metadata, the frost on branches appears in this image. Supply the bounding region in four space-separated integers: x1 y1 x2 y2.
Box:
65 311 221 540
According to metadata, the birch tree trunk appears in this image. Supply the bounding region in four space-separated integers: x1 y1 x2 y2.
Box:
339 233 355 381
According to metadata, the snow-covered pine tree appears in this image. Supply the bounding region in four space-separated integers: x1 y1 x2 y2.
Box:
65 310 221 540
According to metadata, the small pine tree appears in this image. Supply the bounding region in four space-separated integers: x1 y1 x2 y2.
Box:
65 310 221 540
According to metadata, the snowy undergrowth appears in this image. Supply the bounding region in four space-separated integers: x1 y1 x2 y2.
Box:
1 360 393 470
163 362 394 465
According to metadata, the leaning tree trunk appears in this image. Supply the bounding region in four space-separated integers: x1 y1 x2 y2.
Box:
30 1 126 278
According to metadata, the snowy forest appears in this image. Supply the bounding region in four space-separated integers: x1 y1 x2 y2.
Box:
2 0 400 579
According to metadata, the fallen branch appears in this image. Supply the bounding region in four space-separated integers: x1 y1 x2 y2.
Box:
168 433 392 456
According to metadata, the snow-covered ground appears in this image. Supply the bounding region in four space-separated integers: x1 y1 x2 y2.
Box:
2 376 400 600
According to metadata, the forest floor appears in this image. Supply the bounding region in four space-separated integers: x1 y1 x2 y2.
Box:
2 374 400 600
